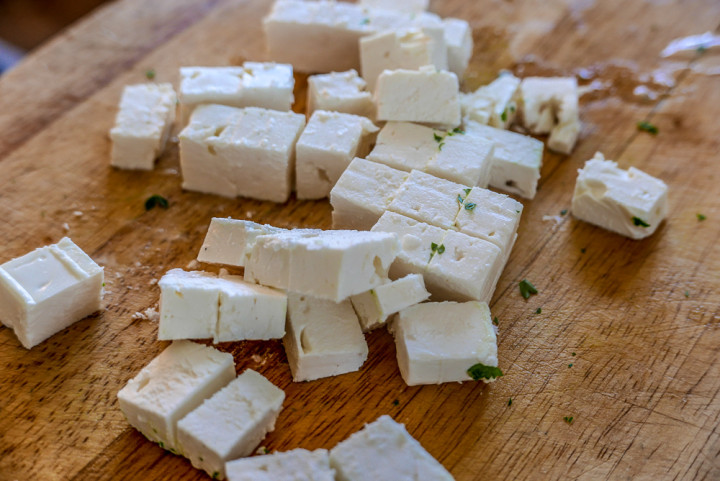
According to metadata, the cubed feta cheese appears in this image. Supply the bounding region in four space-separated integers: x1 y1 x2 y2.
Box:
330 158 410 230
464 121 544 199
460 73 520 129
296 111 379 200
197 218 286 267
375 67 461 128
110 83 176 170
519 76 580 154
392 301 497 385
388 170 466 229
0 237 103 349
442 18 473 79
117 341 235 453
225 448 335 481
571 152 668 239
307 70 374 118
283 293 368 382
329 415 454 481
358 0 429 13
367 122 437 172
177 369 285 479
350 274 430 331
239 62 295 111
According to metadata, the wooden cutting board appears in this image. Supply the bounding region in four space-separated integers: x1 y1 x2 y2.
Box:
1 0 719 479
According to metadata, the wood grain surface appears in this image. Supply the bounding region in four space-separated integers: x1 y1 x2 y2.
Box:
1 0 719 480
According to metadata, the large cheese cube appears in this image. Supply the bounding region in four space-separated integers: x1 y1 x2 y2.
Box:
283 294 368 382
358 0 429 13
350 274 430 331
117 341 235 453
307 70 374 118
443 18 473 79
0 237 103 349
330 158 409 230
375 67 461 128
465 121 544 199
296 111 379 200
519 76 580 154
460 73 520 129
177 369 285 479
110 83 176 170
225 449 335 481
571 152 668 239
393 301 498 385
388 170 465 229
197 218 286 267
329 415 454 481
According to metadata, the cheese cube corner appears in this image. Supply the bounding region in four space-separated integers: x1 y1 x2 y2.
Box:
443 18 473 78
225 448 335 481
197 218 286 267
351 274 430 331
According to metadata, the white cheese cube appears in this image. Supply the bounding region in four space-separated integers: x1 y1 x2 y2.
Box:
242 229 324 287
464 121 543 199
351 274 430 331
375 67 461 128
519 76 580 154
180 67 245 106
330 158 409 230
307 70 374 118
0 237 103 349
443 18 473 78
177 369 285 480
388 170 466 229
197 218 286 267
571 152 668 239
226 448 335 481
393 301 497 385
460 73 520 129
239 62 295 111
117 341 235 453
283 293 368 382
367 122 437 172
358 0 429 13
296 111 379 200
158 269 223 341
110 83 176 170
329 415 454 481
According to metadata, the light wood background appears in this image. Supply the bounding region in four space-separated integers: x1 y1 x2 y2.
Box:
1 0 719 480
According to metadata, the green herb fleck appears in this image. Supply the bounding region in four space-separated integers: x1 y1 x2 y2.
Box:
199 456 204 461
433 132 444 143
519 279 538 299
560 209 568 216
465 202 476 211
697 213 707 221
263 447 270 454
571 352 576 356
212 472 220 480
392 399 399 406
158 441 165 449
580 248 586 254
492 316 499 326
697 45 707 54
632 216 650 227
457 194 464 204
637 121 658 135
510 105 516 113
437 244 445 254
684 290 689 297
360 17 370 25
145 69 156 80
464 188 472 195
438 141 445 151
452 127 465 135
568 363 573 368
536 307 542 314
102 282 106 287
501 109 508 122
508 398 513 406
467 363 504 381
145 195 169 211
563 416 574 424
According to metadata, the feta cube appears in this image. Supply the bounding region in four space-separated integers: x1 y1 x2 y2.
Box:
388 170 466 229
0 237 103 349
366 122 437 172
296 111 379 200
177 369 285 479
197 218 286 267
307 70 374 118
329 415 454 481
443 18 473 78
283 293 368 382
117 341 235 453
393 301 497 385
460 73 520 129
110 83 176 170
239 62 295 111
519 76 580 154
571 152 668 239
225 448 335 481
358 0 429 13
330 158 409 230
350 274 430 331
464 121 544 199
375 67 461 128
179 67 245 107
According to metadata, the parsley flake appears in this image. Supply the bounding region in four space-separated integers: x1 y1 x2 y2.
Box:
467 363 504 381
145 69 156 80
560 209 568 216
438 141 445 151
632 216 650 227
465 202 476 211
519 279 538 299
360 17 370 25
637 121 658 135
501 109 508 122
536 307 542 314
571 352 576 356
580 248 586 254
212 472 220 480
697 213 707 221
429 242 445 260
457 194 464 204
697 45 707 54
392 399 399 406
145 195 169 210
433 132 444 143
463 188 471 195
684 290 690 297
492 316 499 326
452 127 465 135
437 244 445 254
563 416 574 424
508 398 513 406
568 363 573 368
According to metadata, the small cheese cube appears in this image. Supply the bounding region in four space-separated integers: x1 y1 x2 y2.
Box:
177 369 285 479
375 67 461 128
240 62 295 111
179 67 245 107
519 76 580 154
296 111 379 200
367 122 437 172
283 294 368 382
393 301 497 385
307 70 374 118
0 237 103 349
350 274 430 331
117 341 235 453
388 170 466 229
110 83 176 170
465 121 544 199
443 18 473 78
330 158 409 230
197 218 286 267
226 449 335 481
358 0 429 13
460 73 520 129
329 415 454 481
571 152 668 239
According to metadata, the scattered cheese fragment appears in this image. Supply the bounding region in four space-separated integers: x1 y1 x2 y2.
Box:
307 70 374 118
197 218 285 267
350 274 430 331
358 0 429 13
392 301 497 385
442 18 473 78
387 170 466 229
0 237 103 349
460 73 520 129
519 76 580 154
283 293 369 382
571 152 668 239
117 341 235 453
329 415 454 481
110 83 176 170
226 448 335 481
177 369 285 480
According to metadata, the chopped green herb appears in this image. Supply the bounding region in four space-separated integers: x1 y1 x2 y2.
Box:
501 109 508 122
463 188 471 195
212 472 220 480
563 416 574 424
452 127 465 135
492 317 499 326
467 363 504 381
158 441 165 449
145 195 169 210
392 399 399 406
508 398 513 406
464 202 476 211
431 242 438 251
697 45 707 54
632 216 650 227
438 141 445 151
519 279 538 299
535 307 542 314
571 352 576 356
568 363 573 368
697 213 707 221
684 290 689 297
637 121 658 135
510 105 516 113
263 447 270 454
457 194 464 204
102 282 106 287
145 69 156 80
433 132 444 143
580 248 586 254
560 209 568 216
437 244 445 254
360 17 370 25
